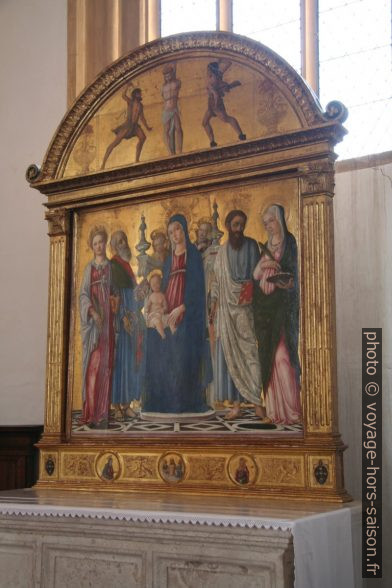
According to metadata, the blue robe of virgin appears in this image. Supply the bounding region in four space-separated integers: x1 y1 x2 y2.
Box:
142 214 212 413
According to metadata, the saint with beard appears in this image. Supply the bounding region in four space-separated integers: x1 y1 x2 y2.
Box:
110 230 145 419
209 210 266 420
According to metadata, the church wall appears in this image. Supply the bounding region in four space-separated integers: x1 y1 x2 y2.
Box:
335 159 392 587
0 0 67 425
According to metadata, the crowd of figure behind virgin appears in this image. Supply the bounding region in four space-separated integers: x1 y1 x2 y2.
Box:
78 203 302 430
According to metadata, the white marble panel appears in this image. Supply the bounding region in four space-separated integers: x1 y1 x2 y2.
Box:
160 556 274 588
42 544 144 588
0 542 35 588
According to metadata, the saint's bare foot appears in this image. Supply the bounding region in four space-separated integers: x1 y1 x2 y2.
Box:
224 404 241 420
124 406 137 418
254 405 272 423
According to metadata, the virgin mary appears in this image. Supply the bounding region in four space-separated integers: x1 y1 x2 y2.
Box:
141 214 213 417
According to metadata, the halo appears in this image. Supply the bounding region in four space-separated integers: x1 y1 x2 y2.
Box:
150 227 168 240
147 269 163 282
87 224 109 249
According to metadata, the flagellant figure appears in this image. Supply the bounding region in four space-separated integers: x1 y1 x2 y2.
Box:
101 86 152 169
202 59 246 148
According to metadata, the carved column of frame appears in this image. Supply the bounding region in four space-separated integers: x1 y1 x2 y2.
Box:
300 161 338 434
42 208 71 443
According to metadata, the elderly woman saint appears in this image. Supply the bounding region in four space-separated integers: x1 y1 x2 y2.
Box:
253 205 302 425
142 214 213 417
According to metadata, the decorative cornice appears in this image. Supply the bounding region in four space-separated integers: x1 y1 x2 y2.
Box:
35 123 345 198
27 32 344 186
0 493 360 527
26 164 41 182
325 101 348 124
0 501 294 529
300 160 336 196
45 208 70 236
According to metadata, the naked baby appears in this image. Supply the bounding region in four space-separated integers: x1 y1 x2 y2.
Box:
145 271 175 339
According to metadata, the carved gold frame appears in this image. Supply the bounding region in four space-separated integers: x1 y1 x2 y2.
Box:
28 32 350 501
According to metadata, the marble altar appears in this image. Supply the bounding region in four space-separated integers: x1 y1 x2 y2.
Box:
0 489 360 587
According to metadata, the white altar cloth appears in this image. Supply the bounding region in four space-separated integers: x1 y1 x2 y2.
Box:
0 489 360 588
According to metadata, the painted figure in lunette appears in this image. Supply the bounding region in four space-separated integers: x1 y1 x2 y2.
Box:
202 59 246 148
209 210 265 420
161 63 183 155
79 226 116 428
253 205 301 424
110 230 144 420
101 86 152 169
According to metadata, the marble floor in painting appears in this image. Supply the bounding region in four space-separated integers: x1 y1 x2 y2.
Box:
72 408 303 435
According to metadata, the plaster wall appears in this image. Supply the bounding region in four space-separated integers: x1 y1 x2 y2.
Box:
334 161 392 587
0 0 67 424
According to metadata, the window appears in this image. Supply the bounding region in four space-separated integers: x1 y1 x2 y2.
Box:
161 0 392 160
319 0 392 159
233 0 301 74
161 0 216 36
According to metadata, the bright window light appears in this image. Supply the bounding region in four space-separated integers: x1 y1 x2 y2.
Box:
161 0 216 36
233 0 302 73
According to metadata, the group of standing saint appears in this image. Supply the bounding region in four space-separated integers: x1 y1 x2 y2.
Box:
101 58 246 169
79 227 144 428
78 205 302 429
208 205 302 424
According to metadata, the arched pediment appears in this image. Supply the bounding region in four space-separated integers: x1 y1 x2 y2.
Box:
28 32 346 184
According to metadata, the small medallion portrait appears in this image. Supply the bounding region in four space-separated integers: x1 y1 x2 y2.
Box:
228 454 258 487
96 452 121 482
158 452 186 484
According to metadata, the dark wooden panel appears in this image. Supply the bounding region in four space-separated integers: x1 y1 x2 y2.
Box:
0 426 43 490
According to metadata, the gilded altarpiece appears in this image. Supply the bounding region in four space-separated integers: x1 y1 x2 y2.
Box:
28 32 350 501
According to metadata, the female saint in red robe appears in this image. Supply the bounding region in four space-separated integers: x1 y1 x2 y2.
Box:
79 227 116 428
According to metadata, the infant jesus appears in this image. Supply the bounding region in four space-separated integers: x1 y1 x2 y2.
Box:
145 271 175 339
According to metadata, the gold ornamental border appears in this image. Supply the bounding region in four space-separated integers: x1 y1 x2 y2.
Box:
36 446 349 501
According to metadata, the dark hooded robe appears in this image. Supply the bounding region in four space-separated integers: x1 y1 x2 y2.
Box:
253 207 300 393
